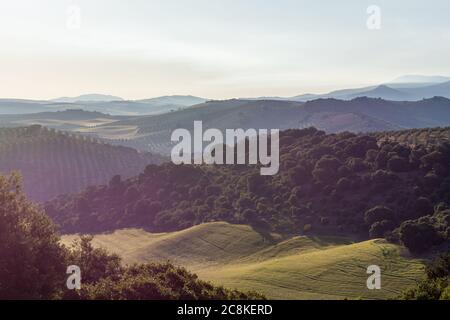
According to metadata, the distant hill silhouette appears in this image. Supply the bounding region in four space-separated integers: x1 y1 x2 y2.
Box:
136 95 207 107
389 75 450 84
0 95 207 116
347 85 412 100
52 94 124 103
276 76 450 101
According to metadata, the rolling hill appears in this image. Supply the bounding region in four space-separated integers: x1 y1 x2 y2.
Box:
373 126 450 147
61 222 425 300
0 109 125 131
47 126 450 260
2 97 450 155
52 94 124 103
67 97 450 155
343 82 450 101
290 78 450 101
346 85 413 101
389 75 450 84
0 125 164 201
0 95 207 116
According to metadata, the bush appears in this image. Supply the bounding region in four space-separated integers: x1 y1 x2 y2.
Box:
398 219 442 254
401 253 449 300
346 157 367 172
387 156 409 172
369 220 395 238
0 173 67 299
414 197 433 218
336 177 351 192
312 156 341 183
364 206 395 225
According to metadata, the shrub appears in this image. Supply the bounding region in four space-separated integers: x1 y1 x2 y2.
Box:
369 220 395 238
387 156 410 172
398 219 442 254
414 197 433 218
364 206 395 225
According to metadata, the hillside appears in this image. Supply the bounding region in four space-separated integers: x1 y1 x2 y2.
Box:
0 125 164 201
291 80 450 101
373 126 450 147
71 97 450 154
2 97 450 155
0 95 206 116
0 109 125 132
47 127 450 255
61 222 425 300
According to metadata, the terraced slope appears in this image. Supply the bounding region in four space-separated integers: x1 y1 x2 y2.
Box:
61 222 425 300
0 125 164 201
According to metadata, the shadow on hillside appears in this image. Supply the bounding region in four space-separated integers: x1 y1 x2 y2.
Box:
250 225 277 244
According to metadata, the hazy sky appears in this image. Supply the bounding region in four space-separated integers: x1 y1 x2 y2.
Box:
1 0 450 100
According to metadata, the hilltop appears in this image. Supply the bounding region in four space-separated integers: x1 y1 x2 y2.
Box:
52 94 124 103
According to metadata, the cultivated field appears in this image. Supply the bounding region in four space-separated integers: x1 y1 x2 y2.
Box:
61 222 425 299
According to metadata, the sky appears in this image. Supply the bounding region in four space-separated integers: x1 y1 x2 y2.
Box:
0 0 450 100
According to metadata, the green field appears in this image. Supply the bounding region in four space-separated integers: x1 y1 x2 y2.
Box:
61 222 425 299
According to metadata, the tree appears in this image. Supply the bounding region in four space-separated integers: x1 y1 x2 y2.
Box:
0 173 67 299
387 156 410 172
413 197 433 218
398 219 441 254
401 253 449 300
312 156 341 184
364 206 394 225
369 220 395 238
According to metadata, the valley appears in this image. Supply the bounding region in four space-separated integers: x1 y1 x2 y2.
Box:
1 89 449 300
1 0 449 302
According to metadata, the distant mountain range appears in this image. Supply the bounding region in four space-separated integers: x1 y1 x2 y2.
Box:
52 94 124 103
389 74 450 84
289 80 450 102
2 75 450 115
136 95 206 107
237 75 450 102
0 95 208 116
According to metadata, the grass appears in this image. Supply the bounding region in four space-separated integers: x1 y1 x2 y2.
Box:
61 222 425 300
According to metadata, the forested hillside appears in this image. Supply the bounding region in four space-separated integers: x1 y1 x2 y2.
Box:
46 127 450 254
0 125 164 201
373 126 450 147
35 97 449 155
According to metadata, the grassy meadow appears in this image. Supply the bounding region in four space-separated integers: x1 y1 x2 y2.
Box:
61 222 425 300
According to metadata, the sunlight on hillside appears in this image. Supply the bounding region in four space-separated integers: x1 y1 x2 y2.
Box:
61 222 425 300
